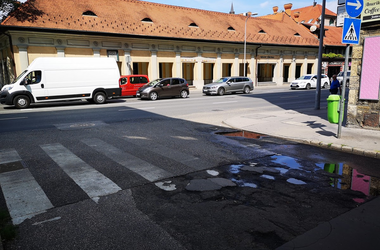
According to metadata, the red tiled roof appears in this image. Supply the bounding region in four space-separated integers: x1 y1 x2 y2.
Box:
291 4 336 25
2 0 319 46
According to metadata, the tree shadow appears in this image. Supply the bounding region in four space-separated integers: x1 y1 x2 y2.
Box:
11 0 44 23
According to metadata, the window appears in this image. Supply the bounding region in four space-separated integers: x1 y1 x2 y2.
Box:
171 79 180 85
107 50 119 61
294 33 300 37
228 26 235 31
82 11 97 17
189 23 198 28
142 18 153 23
258 29 266 34
161 79 171 86
26 71 42 84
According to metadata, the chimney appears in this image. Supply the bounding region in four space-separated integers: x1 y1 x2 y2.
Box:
294 11 300 22
273 6 279 14
284 3 292 16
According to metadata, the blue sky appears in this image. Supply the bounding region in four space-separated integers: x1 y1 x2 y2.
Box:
146 0 339 16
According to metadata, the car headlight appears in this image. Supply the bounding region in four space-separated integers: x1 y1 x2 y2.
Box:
211 86 218 89
1 85 13 92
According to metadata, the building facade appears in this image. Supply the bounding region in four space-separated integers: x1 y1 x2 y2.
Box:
0 0 323 89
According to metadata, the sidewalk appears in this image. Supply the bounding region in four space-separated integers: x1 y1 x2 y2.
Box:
221 86 380 249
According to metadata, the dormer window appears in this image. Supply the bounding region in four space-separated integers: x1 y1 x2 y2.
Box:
227 26 235 31
142 17 153 23
82 11 97 17
258 29 266 34
294 33 300 37
189 22 198 28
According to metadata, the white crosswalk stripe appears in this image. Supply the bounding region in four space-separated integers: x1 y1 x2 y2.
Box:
40 143 122 203
0 148 21 164
82 138 174 181
0 169 54 225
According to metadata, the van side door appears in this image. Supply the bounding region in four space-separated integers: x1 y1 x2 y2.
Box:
24 71 47 101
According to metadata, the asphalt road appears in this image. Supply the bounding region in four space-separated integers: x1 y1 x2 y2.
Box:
0 87 378 249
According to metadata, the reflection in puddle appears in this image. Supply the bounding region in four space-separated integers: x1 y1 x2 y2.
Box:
261 175 275 180
230 164 243 174
316 163 380 203
231 178 258 188
216 131 266 139
287 178 306 185
271 155 303 170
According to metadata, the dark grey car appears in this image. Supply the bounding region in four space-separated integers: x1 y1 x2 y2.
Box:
202 77 254 96
136 78 189 100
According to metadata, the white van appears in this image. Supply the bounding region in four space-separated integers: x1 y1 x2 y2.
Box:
0 57 121 108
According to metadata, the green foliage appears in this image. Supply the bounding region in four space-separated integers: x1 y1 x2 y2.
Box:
322 53 344 59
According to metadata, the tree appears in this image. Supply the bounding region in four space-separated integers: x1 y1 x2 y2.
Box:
0 0 23 21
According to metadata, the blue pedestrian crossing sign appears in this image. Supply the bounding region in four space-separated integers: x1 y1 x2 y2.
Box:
345 0 363 18
342 18 361 44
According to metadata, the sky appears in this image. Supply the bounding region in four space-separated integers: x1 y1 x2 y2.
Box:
144 0 339 16
14 0 339 17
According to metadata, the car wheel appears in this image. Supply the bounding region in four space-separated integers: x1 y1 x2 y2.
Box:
149 92 158 100
306 83 311 90
323 82 328 89
14 95 30 109
180 90 188 98
243 86 251 94
217 88 225 96
94 92 106 104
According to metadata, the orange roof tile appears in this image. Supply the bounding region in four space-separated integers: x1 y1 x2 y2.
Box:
291 4 336 25
2 0 320 46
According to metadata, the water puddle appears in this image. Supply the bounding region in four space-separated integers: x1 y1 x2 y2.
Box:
216 131 267 139
226 155 380 202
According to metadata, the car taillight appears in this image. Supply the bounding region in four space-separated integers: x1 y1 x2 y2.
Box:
186 83 188 87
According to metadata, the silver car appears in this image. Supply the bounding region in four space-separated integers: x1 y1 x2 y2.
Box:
203 77 254 96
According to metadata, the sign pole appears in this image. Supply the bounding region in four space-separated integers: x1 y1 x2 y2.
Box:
337 44 350 138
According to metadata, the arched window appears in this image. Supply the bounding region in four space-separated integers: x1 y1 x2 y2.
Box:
142 18 153 23
82 11 97 17
228 26 235 31
189 22 198 28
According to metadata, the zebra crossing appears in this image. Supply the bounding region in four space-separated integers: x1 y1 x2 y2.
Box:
0 138 212 225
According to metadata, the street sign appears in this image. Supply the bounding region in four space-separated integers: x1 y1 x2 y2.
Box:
345 0 363 18
342 18 361 44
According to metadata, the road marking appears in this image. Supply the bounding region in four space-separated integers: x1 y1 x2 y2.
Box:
32 216 61 226
0 149 21 164
122 136 210 171
82 138 173 182
0 169 54 225
212 101 238 105
40 143 121 202
118 107 156 112
0 117 28 121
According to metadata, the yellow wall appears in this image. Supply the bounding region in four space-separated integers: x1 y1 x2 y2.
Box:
65 48 93 57
28 46 57 64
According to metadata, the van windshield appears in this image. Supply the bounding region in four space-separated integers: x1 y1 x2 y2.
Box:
13 70 28 83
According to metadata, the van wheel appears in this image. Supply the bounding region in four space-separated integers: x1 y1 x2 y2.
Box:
14 95 30 109
94 92 106 104
217 88 225 96
180 90 188 98
149 92 158 100
243 86 251 94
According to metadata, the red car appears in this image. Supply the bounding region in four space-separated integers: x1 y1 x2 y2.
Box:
119 75 149 96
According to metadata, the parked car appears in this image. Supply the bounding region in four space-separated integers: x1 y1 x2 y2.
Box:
136 77 189 100
290 74 330 90
119 75 149 97
202 77 253 96
337 71 350 87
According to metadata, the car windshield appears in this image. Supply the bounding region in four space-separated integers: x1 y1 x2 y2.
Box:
215 77 229 83
146 79 162 86
297 75 312 80
338 72 344 77
13 70 28 83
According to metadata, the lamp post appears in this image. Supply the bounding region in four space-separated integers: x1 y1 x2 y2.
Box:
244 12 258 77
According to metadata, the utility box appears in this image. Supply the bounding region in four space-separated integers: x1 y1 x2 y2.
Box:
327 95 342 124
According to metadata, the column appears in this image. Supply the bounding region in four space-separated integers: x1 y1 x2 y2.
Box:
175 51 181 77
276 53 284 85
56 47 65 57
17 45 29 73
303 52 308 76
289 52 296 82
216 51 222 80
150 50 158 80
234 53 239 76
124 49 132 75
93 49 100 57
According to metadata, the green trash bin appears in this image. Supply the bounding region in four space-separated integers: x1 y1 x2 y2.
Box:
327 94 342 124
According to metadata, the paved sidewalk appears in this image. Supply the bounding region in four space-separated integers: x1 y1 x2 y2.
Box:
220 85 380 249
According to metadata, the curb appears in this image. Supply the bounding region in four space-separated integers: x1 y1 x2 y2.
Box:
223 121 380 159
